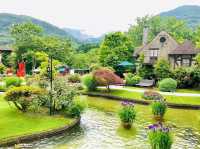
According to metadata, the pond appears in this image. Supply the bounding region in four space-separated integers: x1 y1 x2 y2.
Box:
24 96 200 149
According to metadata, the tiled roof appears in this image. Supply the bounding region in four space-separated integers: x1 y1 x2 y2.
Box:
169 40 200 55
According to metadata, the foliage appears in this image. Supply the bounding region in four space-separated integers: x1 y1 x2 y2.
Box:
67 98 87 118
0 64 6 74
127 16 192 47
138 64 154 79
68 74 81 83
4 86 43 112
119 101 136 124
77 43 99 53
39 59 60 79
148 123 172 149
158 78 177 92
93 67 123 91
99 32 134 69
194 53 200 67
3 76 23 88
52 77 77 111
151 100 167 117
173 67 194 88
1 51 11 67
154 59 171 80
82 74 97 91
142 91 163 100
0 82 6 91
125 73 141 86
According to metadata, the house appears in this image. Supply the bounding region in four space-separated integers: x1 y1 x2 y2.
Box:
0 47 12 64
133 30 200 69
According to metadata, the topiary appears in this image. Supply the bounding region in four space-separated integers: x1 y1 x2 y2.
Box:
5 86 44 112
158 78 177 92
3 77 23 88
82 74 97 91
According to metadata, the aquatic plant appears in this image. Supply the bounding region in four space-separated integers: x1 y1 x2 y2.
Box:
119 101 136 129
148 123 172 149
151 100 167 119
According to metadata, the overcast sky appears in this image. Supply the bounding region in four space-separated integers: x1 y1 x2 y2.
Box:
0 0 200 36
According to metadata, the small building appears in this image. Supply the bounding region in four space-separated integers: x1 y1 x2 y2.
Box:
0 47 12 64
133 30 200 69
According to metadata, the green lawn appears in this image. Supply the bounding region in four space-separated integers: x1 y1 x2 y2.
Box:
0 96 74 141
125 86 200 94
92 89 200 105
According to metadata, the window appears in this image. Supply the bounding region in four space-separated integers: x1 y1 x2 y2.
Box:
160 37 166 43
182 59 190 67
150 49 159 57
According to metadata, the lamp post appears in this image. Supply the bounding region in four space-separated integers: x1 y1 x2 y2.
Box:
47 56 53 115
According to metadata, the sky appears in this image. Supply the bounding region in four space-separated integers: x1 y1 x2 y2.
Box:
0 0 200 37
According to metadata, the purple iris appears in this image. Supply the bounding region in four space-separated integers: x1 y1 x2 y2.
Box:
148 123 170 133
121 101 134 106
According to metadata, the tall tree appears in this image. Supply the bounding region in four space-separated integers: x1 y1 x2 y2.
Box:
99 32 134 69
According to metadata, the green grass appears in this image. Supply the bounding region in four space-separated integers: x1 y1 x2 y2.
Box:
0 96 74 141
125 86 200 94
91 89 200 105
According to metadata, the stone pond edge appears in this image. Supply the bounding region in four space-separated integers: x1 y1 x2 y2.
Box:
83 92 200 110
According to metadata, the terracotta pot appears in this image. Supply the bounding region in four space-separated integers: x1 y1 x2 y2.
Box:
122 122 132 129
154 115 163 121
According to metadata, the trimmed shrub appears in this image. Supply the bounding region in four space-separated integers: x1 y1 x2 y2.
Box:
148 123 172 149
151 100 167 118
5 86 43 112
142 91 163 100
3 77 23 88
68 74 81 83
0 82 6 91
68 98 87 118
82 74 97 91
125 73 141 86
158 78 177 92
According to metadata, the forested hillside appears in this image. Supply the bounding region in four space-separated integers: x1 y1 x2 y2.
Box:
160 5 200 28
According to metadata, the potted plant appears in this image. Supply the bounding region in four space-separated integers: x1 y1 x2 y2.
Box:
119 101 136 129
151 100 167 120
148 123 172 149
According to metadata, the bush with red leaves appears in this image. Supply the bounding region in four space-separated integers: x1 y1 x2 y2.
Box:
93 67 123 91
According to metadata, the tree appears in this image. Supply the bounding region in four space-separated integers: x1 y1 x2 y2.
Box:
93 67 123 91
99 32 134 69
154 59 171 80
127 16 193 47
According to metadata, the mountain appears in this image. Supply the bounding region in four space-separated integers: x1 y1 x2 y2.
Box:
63 28 102 43
0 13 75 45
160 5 200 28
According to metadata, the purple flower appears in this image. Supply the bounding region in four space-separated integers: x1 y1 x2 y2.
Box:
121 101 134 107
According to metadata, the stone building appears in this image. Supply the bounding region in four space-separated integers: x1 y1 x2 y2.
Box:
133 30 200 69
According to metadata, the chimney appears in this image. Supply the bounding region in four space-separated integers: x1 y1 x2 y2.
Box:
142 26 148 45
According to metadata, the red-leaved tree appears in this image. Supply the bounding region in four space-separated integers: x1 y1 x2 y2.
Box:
93 68 123 91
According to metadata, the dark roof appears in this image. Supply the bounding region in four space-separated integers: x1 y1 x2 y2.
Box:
169 40 200 55
0 48 12 51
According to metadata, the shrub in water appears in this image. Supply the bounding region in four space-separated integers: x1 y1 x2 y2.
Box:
125 73 141 86
82 74 97 91
3 77 23 88
151 100 167 119
119 101 136 129
68 74 81 83
158 78 177 92
148 123 172 149
0 82 6 91
5 86 44 112
142 91 163 101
